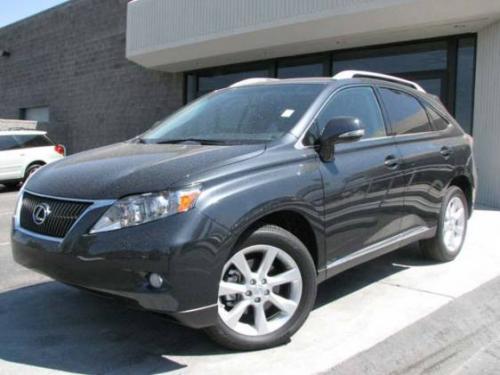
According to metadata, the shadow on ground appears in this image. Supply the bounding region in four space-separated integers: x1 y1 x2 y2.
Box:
0 184 19 194
0 243 435 374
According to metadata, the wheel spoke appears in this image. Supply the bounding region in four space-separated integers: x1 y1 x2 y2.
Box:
219 281 247 296
231 252 253 280
223 300 251 328
453 208 464 220
258 247 278 278
267 268 301 287
254 305 270 334
269 293 298 315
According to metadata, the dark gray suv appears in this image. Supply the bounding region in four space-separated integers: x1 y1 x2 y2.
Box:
11 71 476 350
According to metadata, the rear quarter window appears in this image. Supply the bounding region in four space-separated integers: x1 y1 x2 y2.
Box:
425 105 451 131
14 134 53 148
379 88 432 135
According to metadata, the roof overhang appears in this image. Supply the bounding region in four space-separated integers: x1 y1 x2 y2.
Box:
126 0 500 72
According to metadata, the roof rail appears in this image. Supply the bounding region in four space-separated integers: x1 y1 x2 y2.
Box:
230 78 280 88
333 70 426 93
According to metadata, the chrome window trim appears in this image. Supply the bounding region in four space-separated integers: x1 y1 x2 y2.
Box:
14 189 115 242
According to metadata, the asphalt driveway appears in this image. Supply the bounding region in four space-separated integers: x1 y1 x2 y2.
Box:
0 185 499 374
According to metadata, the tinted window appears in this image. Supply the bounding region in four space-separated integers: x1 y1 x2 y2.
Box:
197 65 271 97
333 41 447 75
379 88 431 135
0 135 20 151
15 134 53 148
143 84 325 144
277 56 327 78
455 37 476 134
426 106 450 131
314 87 386 140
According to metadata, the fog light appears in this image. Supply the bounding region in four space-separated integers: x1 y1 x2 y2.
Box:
148 273 164 289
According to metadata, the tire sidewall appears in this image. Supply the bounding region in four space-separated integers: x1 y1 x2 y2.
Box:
213 225 317 349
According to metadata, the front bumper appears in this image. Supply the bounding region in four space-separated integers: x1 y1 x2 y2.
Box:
11 194 231 328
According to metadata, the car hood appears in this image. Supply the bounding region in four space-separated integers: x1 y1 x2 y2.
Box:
25 142 265 200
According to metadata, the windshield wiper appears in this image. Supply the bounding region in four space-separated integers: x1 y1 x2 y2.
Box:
153 138 228 145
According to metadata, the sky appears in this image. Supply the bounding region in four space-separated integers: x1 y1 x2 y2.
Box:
0 0 69 28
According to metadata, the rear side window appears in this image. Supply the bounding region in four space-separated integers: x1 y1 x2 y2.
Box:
426 106 450 131
379 88 431 135
0 135 20 151
315 87 387 139
14 134 53 148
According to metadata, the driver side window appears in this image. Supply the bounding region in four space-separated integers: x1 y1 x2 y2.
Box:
305 87 386 145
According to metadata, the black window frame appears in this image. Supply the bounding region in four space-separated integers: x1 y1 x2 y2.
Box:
184 34 477 134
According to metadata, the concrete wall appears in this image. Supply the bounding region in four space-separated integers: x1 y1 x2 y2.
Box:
126 0 500 72
0 0 183 154
474 20 500 208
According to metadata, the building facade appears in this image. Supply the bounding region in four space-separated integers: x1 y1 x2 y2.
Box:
0 0 183 154
1 0 500 207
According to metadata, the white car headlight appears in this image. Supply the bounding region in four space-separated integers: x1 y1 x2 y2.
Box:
90 186 201 234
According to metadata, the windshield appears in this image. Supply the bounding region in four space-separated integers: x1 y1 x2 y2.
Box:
141 84 325 145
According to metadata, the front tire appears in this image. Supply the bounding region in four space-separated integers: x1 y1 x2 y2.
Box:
421 186 468 262
205 225 317 351
23 163 44 184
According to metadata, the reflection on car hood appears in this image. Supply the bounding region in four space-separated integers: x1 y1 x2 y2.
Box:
26 142 265 200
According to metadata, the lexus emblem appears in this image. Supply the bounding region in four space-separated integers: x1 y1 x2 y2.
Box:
33 203 51 225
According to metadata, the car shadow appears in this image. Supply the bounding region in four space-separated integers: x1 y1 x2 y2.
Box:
0 243 433 373
0 184 19 194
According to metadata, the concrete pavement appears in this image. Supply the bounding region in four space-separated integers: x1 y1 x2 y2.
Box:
0 185 499 374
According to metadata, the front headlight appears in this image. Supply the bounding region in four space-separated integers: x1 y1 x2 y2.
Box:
90 186 201 234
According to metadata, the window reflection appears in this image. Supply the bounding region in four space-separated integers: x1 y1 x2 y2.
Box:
185 37 476 133
455 37 476 134
332 42 448 75
197 67 270 97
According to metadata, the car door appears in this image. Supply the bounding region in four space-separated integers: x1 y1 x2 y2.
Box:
311 86 406 269
377 87 456 231
0 135 24 181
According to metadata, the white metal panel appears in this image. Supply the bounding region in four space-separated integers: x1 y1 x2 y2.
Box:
126 0 500 72
473 20 500 208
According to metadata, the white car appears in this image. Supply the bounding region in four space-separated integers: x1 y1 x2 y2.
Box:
0 130 65 188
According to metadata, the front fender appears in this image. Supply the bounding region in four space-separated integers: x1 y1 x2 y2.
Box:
194 148 326 271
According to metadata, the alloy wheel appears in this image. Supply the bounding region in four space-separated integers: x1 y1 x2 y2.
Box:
443 196 466 253
218 245 303 336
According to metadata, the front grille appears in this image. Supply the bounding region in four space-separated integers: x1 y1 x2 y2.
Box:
20 192 92 238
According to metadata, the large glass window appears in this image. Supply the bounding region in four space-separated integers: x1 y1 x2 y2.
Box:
379 88 431 135
455 37 476 134
191 63 272 98
185 35 476 133
20 106 50 122
277 55 328 78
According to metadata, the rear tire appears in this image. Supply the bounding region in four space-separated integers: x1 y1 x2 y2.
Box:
205 224 317 351
420 186 468 262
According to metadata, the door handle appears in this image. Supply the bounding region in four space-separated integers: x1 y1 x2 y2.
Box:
440 146 452 158
384 155 400 169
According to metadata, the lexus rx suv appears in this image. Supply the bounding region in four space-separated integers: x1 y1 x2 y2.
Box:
0 130 65 188
11 71 476 350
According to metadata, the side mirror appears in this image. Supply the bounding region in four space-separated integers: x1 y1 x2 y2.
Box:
319 117 365 161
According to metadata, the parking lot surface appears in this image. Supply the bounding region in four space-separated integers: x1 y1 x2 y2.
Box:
0 186 499 374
